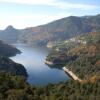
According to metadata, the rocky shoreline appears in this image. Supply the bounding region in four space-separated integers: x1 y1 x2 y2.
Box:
44 60 54 66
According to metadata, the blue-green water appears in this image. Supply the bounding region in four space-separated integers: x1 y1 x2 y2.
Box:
10 44 68 86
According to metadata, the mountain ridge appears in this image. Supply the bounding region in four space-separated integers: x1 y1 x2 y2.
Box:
0 14 100 46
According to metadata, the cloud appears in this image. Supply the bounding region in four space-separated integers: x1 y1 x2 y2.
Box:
53 1 99 10
0 0 99 10
0 0 56 5
0 0 99 29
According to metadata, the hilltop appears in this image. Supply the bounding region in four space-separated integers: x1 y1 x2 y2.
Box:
0 25 21 43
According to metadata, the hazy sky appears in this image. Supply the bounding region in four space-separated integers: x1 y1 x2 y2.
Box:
0 0 100 29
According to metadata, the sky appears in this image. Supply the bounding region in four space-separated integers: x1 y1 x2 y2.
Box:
0 0 100 29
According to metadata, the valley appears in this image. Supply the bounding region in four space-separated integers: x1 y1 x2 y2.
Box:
0 14 99 100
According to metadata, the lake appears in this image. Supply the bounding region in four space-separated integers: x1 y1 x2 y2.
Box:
10 44 69 86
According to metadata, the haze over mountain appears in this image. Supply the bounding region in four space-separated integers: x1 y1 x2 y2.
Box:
0 40 20 56
0 14 100 46
0 25 21 43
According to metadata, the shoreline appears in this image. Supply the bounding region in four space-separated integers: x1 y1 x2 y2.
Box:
44 60 54 66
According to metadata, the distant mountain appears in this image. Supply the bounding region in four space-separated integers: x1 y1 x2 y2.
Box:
19 14 100 46
0 25 21 43
0 14 100 46
19 15 100 45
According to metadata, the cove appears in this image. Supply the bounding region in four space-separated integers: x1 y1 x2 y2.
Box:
10 44 69 86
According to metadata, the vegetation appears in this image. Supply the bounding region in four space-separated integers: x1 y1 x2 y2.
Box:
0 55 27 77
0 40 27 76
46 32 100 79
0 23 100 99
0 31 99 100
0 72 99 100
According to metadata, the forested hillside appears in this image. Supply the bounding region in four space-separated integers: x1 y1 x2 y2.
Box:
0 72 99 100
46 32 100 79
0 40 27 76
